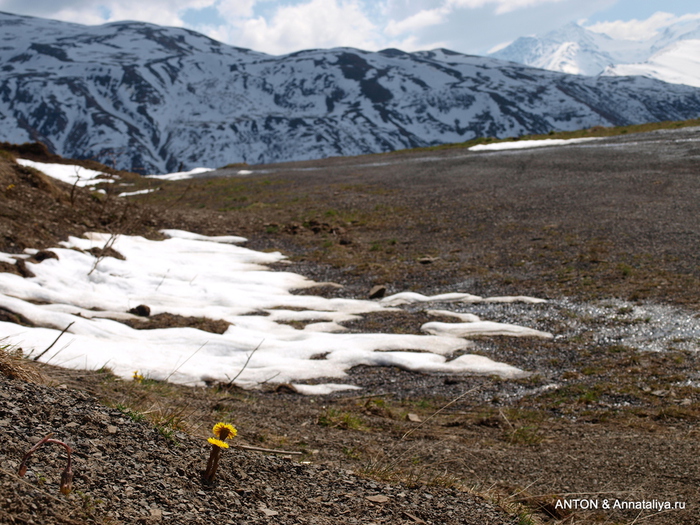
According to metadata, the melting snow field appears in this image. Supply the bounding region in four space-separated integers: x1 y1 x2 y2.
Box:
0 230 556 394
16 159 115 187
146 167 214 181
469 137 599 152
0 161 556 394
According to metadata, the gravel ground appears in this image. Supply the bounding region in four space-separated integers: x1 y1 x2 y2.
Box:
0 374 517 525
2 125 700 524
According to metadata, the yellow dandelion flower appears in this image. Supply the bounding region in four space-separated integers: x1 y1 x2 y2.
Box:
212 422 237 440
207 438 229 449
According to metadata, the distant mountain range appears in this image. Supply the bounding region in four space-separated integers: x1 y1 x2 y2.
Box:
1 12 700 173
490 20 700 88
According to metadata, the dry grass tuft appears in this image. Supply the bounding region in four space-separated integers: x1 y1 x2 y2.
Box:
0 343 44 383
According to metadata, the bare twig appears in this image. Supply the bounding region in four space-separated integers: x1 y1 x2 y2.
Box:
225 340 264 387
633 508 677 522
366 387 478 476
165 342 207 382
259 372 280 384
499 408 514 431
33 322 74 362
400 387 477 442
155 269 170 292
44 342 73 365
170 181 193 208
68 165 82 207
236 444 303 456
88 231 120 276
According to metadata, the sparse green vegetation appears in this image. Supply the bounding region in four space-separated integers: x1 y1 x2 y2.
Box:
115 404 145 422
389 117 700 155
318 408 367 431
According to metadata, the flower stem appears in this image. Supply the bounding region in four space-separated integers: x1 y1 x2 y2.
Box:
17 433 74 494
203 445 222 485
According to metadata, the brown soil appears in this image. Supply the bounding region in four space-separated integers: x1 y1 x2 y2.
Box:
2 127 700 524
121 313 230 334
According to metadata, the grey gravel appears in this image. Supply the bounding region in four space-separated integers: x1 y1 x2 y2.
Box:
0 375 518 524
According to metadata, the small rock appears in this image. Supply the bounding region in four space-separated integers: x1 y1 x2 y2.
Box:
365 495 390 503
406 413 422 423
369 285 386 299
403 511 426 524
417 256 439 264
259 507 279 517
129 304 151 317
107 425 118 434
284 222 302 234
33 250 59 262
274 383 299 394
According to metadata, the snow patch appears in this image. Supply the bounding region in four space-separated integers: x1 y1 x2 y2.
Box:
470 138 598 152
17 159 113 187
147 167 214 181
118 188 156 197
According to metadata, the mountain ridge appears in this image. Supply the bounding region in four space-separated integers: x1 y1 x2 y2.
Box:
1 11 700 173
490 19 700 88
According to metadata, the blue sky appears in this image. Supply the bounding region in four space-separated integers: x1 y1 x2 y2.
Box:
1 0 699 55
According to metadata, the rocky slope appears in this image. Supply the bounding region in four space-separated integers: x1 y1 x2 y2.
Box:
2 12 700 173
0 370 519 525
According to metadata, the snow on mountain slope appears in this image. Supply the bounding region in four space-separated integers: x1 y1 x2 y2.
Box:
491 20 700 88
1 12 700 173
604 40 700 88
490 22 650 75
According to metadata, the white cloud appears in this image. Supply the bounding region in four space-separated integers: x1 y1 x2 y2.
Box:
447 0 567 15
4 0 695 58
0 0 214 27
493 0 567 14
385 7 447 36
215 0 256 20
385 34 450 52
212 0 382 54
385 0 569 39
46 7 109 26
586 11 700 40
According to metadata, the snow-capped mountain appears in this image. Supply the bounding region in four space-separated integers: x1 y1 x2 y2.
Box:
491 20 700 88
2 12 700 173
600 18 700 87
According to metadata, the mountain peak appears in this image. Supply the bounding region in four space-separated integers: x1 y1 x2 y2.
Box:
490 18 700 85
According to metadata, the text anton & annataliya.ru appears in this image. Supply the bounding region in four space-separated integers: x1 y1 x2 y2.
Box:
555 499 685 511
